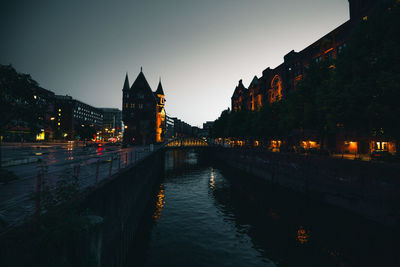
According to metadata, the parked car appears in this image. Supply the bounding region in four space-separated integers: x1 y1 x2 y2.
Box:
370 150 392 161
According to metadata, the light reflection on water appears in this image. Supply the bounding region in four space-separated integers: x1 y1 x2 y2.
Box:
134 150 399 267
209 168 215 189
144 151 276 266
153 184 165 222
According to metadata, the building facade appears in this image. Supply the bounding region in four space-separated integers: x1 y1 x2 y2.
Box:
54 95 103 140
122 70 166 145
232 0 377 112
230 0 388 154
3 86 56 142
99 108 122 141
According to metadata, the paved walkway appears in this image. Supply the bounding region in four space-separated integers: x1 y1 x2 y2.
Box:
0 143 157 233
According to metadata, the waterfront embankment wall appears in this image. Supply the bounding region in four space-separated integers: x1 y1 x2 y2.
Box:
210 147 400 228
84 149 164 266
0 149 165 267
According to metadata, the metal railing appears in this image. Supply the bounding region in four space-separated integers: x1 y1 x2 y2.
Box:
0 145 161 232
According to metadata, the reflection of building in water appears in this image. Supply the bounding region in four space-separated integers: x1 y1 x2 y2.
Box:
297 226 310 244
153 184 165 222
209 168 215 189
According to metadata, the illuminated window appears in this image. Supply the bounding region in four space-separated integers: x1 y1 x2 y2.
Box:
269 75 283 103
376 142 388 151
130 103 135 108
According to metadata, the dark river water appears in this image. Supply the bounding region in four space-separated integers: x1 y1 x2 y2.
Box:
132 150 399 267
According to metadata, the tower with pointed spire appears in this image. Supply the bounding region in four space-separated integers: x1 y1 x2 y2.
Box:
154 78 166 143
122 69 166 145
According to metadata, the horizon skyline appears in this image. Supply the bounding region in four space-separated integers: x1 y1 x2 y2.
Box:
0 0 350 127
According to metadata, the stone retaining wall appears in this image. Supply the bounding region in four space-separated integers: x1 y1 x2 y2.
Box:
210 147 400 228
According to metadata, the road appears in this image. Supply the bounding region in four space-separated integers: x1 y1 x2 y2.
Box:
0 142 153 231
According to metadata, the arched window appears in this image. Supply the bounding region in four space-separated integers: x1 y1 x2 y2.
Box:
269 75 283 103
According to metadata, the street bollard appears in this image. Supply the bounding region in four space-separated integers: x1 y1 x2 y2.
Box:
95 159 100 188
109 157 113 178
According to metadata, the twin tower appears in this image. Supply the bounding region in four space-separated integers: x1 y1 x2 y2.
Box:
122 69 166 145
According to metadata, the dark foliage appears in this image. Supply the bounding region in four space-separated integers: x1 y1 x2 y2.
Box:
211 0 400 144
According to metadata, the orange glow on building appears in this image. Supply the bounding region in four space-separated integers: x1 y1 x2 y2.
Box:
270 140 281 152
370 141 396 154
268 75 283 103
251 96 255 111
344 141 358 154
256 94 263 110
301 141 319 150
294 74 303 82
155 93 166 143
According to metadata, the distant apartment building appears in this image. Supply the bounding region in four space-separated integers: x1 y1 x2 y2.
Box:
55 95 103 140
4 86 56 142
99 108 122 141
165 115 175 140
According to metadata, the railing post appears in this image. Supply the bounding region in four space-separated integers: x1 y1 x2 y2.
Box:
109 156 113 178
95 159 100 188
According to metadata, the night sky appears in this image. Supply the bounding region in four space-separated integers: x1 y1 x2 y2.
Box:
0 0 349 127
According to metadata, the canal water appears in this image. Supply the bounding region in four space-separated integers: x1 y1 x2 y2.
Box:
132 150 399 267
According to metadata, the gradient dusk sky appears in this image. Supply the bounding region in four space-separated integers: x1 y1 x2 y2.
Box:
0 0 350 127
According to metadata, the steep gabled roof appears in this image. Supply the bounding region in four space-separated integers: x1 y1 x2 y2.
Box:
155 79 165 95
249 75 258 88
130 70 156 101
232 79 247 98
123 73 130 91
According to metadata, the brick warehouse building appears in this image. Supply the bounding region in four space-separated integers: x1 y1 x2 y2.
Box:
232 0 376 111
122 69 166 145
230 0 391 155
